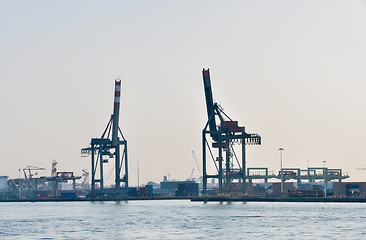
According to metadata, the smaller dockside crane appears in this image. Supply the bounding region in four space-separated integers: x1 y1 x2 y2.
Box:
23 166 45 179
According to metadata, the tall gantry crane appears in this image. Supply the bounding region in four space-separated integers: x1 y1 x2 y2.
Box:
81 79 128 196
202 69 261 194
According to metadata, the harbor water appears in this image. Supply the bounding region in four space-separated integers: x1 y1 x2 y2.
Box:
1 200 366 239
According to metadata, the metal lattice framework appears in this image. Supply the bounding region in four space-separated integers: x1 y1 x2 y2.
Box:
202 69 261 194
81 79 128 196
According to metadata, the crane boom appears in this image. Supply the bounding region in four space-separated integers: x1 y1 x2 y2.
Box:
112 79 121 146
202 69 218 140
192 151 202 174
23 166 45 179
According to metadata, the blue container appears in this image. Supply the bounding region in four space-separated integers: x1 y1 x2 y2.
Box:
60 192 77 199
145 185 154 195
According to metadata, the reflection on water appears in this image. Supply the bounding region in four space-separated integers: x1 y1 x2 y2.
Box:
0 200 366 239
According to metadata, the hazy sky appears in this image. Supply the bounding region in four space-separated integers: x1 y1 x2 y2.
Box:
1 1 366 185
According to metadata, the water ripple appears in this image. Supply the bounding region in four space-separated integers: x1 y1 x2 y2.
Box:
0 201 366 239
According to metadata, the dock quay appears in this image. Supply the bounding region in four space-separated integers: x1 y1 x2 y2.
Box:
191 196 366 203
0 196 191 203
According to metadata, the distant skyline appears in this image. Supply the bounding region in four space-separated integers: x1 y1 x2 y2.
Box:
1 1 366 185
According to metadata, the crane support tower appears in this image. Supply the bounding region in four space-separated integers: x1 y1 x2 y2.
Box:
81 79 128 196
202 69 261 194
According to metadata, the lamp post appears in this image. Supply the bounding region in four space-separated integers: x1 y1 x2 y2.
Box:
18 168 21 199
307 159 310 182
278 148 284 194
323 160 327 197
137 160 140 188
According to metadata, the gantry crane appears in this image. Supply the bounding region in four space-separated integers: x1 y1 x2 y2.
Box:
81 79 128 196
201 69 261 194
22 166 45 193
192 151 202 177
81 169 90 187
188 151 202 181
23 166 45 179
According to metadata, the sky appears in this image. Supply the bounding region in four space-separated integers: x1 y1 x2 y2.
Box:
1 1 366 186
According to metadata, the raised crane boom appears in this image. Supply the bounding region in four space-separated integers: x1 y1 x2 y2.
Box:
112 79 121 147
192 151 202 175
202 69 218 140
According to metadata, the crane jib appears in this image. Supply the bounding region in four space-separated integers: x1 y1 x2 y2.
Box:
202 68 218 138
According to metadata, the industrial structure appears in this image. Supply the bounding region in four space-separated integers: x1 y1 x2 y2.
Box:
201 69 261 194
246 167 348 183
187 151 202 182
81 79 128 197
5 161 82 199
0 72 357 201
